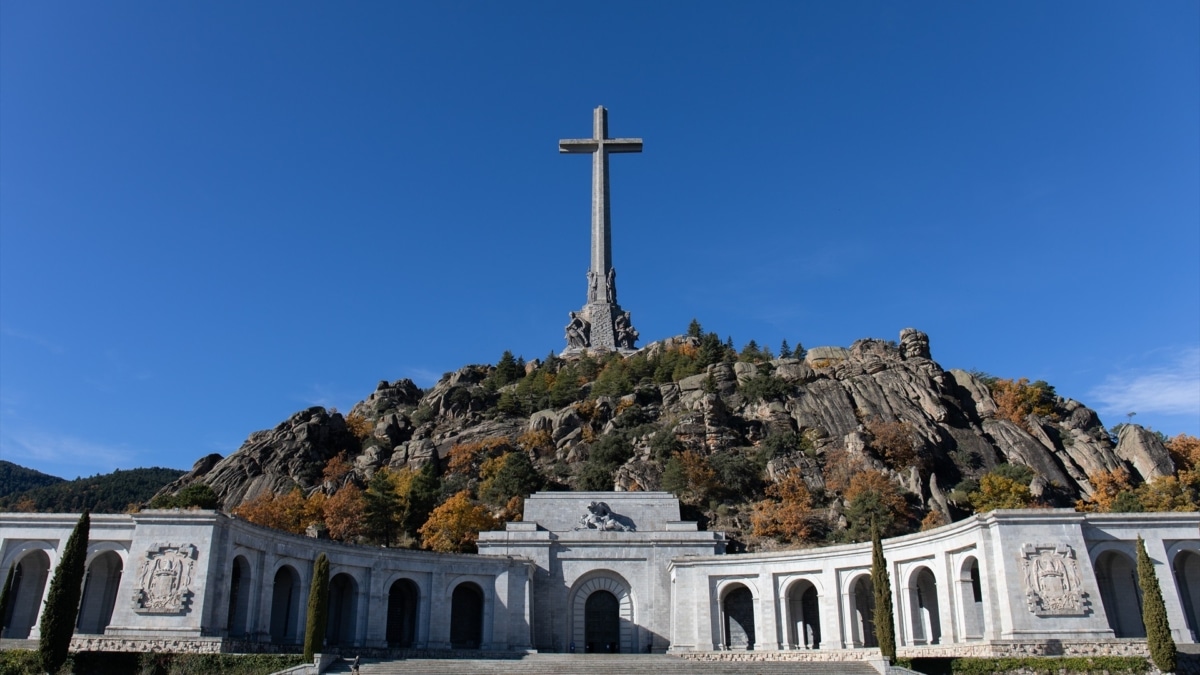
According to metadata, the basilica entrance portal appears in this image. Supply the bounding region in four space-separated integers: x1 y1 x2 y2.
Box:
585 590 620 652
570 574 634 654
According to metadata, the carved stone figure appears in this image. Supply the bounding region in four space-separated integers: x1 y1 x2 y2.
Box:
1020 543 1086 616
575 501 634 532
133 543 197 614
606 268 617 303
565 311 591 349
614 311 639 350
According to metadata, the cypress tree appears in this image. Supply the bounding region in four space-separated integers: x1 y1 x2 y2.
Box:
303 553 330 662
1137 537 1176 673
39 510 90 674
0 562 14 636
871 525 897 662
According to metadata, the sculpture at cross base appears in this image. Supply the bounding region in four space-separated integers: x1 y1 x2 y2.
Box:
559 106 641 354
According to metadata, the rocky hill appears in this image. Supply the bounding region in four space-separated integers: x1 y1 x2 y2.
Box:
154 327 1184 546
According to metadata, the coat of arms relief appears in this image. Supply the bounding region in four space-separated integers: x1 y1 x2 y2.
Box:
1020 543 1088 616
132 543 197 614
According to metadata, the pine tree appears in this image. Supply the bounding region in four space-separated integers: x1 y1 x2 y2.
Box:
871 525 896 661
303 553 330 661
687 319 703 338
39 510 90 673
363 471 402 546
1137 537 1176 673
779 340 792 359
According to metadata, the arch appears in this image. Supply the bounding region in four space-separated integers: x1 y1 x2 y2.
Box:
570 573 635 654
784 579 821 649
1 550 51 639
386 578 419 648
1095 550 1144 638
227 555 253 638
450 582 484 649
585 590 621 653
1172 549 1200 641
326 572 358 646
269 564 303 644
76 551 122 634
958 556 985 640
907 566 941 645
721 584 755 650
850 574 877 648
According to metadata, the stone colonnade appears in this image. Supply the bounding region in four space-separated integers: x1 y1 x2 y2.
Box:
668 510 1200 656
1 509 1198 657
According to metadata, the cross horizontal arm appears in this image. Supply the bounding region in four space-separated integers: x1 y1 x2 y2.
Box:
558 138 644 154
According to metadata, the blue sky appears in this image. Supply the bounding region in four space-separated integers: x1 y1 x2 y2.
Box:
2 2 1197 479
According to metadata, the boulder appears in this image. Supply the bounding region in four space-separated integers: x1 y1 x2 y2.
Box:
1115 425 1176 482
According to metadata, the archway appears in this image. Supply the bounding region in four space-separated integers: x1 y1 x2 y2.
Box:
76 551 123 634
585 590 620 653
785 580 820 649
851 575 877 648
722 584 755 650
227 556 252 638
958 557 985 640
326 573 358 646
908 567 941 645
269 565 302 644
1 550 51 639
570 575 635 654
1096 550 1144 638
449 582 484 649
386 578 419 648
1173 550 1200 641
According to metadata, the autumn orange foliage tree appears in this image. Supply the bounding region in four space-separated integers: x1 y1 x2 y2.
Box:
344 413 373 440
865 419 920 470
1167 434 1200 471
322 452 354 487
751 468 814 543
821 447 868 495
323 484 366 541
447 437 513 478
1077 467 1136 512
662 451 718 506
234 487 314 534
990 378 1058 430
969 472 1035 512
418 490 498 553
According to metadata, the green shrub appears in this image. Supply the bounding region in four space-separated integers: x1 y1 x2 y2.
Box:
39 511 90 674
303 553 329 661
871 526 896 661
1137 537 1176 673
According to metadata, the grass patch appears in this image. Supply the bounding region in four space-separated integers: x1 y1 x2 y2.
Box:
947 656 1149 675
0 651 306 675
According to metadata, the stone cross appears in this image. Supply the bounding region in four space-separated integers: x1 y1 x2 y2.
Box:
559 107 642 353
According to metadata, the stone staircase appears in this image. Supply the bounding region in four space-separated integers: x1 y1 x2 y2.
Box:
323 653 881 675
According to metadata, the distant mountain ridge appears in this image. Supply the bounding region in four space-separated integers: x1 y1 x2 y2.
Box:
0 466 184 513
0 460 65 497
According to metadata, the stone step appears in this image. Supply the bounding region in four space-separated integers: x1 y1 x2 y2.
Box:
324 654 880 675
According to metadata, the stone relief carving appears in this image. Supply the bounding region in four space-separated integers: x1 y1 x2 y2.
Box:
575 501 635 532
133 543 197 614
1020 543 1087 616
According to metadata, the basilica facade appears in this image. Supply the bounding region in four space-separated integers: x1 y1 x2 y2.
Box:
1 495 1198 662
